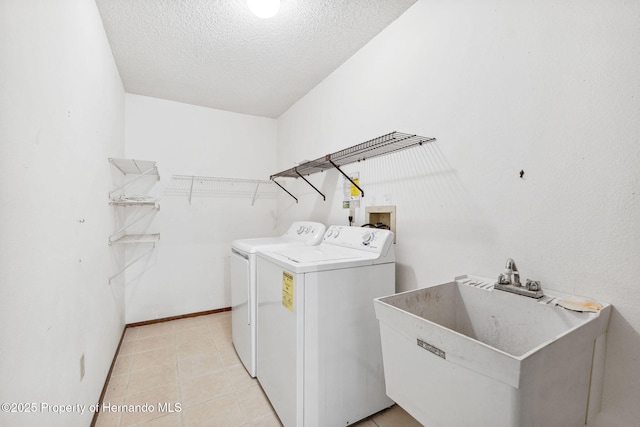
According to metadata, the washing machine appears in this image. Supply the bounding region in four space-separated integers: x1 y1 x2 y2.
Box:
230 221 325 378
256 225 395 427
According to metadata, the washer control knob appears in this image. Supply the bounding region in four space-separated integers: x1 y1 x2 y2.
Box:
362 231 373 245
333 229 340 238
326 228 334 238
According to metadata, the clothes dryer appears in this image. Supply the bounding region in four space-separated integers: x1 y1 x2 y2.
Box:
230 221 325 377
256 226 395 427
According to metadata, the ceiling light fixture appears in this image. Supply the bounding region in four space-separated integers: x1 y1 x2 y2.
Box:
247 0 280 19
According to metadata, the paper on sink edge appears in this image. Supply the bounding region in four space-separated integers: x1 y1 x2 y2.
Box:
557 297 603 312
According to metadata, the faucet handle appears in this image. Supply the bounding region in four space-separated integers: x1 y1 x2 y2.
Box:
525 279 541 292
498 269 512 284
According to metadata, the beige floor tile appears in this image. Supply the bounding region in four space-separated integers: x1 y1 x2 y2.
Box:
95 312 282 427
209 324 231 344
208 314 231 331
103 373 130 402
127 363 178 396
371 404 422 427
123 327 139 342
136 321 174 339
213 334 235 354
175 326 212 347
172 316 207 332
176 337 217 360
118 339 137 357
246 411 282 427
180 371 233 407
236 385 273 420
100 398 125 412
204 311 231 327
218 347 242 369
351 418 377 427
131 347 176 372
120 384 180 427
111 354 133 376
134 333 175 352
133 412 182 427
181 394 246 427
94 400 122 427
225 364 257 392
178 353 225 379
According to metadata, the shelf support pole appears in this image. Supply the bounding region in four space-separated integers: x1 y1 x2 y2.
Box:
251 182 260 206
295 169 326 201
188 175 195 205
271 178 298 203
328 159 364 197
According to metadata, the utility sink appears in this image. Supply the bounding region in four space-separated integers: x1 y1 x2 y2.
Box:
374 275 611 427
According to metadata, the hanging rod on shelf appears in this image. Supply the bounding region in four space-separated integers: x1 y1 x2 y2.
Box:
270 131 436 202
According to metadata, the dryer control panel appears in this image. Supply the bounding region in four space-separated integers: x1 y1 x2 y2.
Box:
282 221 326 245
323 226 394 255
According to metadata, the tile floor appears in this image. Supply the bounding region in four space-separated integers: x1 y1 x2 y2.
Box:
95 311 421 427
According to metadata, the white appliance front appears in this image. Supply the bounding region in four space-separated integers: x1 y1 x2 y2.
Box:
256 226 395 427
230 221 325 378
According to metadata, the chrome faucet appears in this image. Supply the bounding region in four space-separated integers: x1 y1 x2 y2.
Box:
495 258 543 299
497 258 520 286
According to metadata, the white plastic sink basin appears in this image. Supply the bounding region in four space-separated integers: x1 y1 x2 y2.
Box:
374 275 611 427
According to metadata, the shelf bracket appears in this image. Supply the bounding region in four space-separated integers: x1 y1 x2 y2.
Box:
188 175 195 205
109 164 159 196
295 169 326 201
271 178 298 203
251 182 260 206
109 207 159 243
108 242 157 284
328 159 364 197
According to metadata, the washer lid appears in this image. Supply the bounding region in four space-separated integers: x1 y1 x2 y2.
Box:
231 221 326 253
231 236 308 254
275 245 373 263
258 244 390 273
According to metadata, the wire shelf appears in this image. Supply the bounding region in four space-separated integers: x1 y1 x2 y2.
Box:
269 131 436 202
271 132 436 179
165 175 278 205
110 233 160 245
108 158 161 283
109 158 159 176
109 195 160 207
109 158 160 198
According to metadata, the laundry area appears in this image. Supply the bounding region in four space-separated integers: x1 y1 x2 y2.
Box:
1 1 640 427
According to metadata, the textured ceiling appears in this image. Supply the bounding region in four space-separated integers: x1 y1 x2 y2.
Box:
96 0 418 118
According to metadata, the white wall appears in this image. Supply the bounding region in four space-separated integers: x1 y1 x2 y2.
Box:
276 0 640 425
0 1 126 426
124 94 278 323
